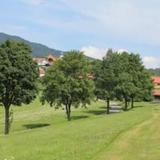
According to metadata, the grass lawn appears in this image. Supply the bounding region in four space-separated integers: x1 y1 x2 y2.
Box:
0 99 160 160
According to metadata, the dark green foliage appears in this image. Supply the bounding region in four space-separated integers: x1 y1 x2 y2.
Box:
41 51 94 120
137 69 153 102
93 49 119 114
117 52 153 110
115 52 153 110
94 50 153 111
0 40 38 134
0 32 63 57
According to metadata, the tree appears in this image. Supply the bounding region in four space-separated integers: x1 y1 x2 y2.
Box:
127 53 146 108
137 69 153 102
115 72 135 110
115 52 153 110
107 52 131 110
122 53 153 108
94 50 153 111
41 51 94 121
0 40 38 135
93 49 121 114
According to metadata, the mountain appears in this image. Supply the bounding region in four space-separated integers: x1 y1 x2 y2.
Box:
148 68 160 76
0 33 63 57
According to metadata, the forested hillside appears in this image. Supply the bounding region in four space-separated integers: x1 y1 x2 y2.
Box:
0 32 63 57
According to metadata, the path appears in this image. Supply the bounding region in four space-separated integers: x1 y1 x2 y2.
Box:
110 102 122 113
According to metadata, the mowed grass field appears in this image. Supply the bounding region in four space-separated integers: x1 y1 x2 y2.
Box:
0 98 160 160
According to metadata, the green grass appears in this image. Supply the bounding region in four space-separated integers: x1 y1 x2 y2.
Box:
0 99 160 160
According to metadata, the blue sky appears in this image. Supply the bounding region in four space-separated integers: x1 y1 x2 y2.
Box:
0 0 160 68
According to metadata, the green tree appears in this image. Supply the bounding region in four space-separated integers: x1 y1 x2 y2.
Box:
41 51 94 121
0 40 38 135
137 69 153 102
127 53 145 108
116 52 153 110
107 52 130 110
94 49 120 114
116 72 135 110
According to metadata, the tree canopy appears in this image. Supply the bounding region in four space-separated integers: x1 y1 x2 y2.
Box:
0 40 38 134
93 50 153 111
41 51 94 120
93 49 120 114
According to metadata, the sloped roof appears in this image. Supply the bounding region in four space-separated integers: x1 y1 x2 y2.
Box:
48 54 57 62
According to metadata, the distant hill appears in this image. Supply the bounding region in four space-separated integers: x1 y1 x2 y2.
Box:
0 32 63 57
148 68 160 76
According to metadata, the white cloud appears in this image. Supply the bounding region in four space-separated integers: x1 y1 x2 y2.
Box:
81 46 131 59
117 49 130 53
61 0 160 47
81 46 160 69
23 0 160 48
81 46 107 59
142 56 160 69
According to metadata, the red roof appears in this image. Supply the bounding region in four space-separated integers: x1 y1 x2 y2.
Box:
152 76 160 84
152 77 160 96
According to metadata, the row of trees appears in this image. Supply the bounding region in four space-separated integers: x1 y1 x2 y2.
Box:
93 49 153 114
0 40 153 135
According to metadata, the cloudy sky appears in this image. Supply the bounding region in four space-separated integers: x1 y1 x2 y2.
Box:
0 0 160 68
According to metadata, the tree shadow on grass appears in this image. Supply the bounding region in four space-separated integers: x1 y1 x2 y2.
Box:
23 123 50 129
100 106 107 109
85 109 107 115
85 105 122 115
71 115 89 120
150 101 160 104
135 104 145 107
129 105 144 109
122 105 145 112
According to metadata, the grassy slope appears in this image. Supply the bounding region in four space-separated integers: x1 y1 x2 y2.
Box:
0 99 159 160
97 103 160 160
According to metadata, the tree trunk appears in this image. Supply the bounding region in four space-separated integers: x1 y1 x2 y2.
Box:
66 105 71 121
131 97 134 108
106 98 110 114
124 99 128 111
4 106 10 135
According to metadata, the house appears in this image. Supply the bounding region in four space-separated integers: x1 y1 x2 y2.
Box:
48 54 57 65
152 76 160 99
33 57 48 66
33 54 58 77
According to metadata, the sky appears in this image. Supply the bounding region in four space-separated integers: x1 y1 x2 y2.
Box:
0 0 160 68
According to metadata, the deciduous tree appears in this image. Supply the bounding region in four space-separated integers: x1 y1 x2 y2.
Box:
41 51 94 121
94 49 120 114
0 40 38 135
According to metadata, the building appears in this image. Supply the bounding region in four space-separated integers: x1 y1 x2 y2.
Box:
48 54 57 65
33 57 48 66
33 54 58 77
152 76 160 100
